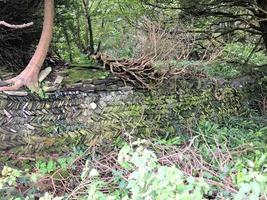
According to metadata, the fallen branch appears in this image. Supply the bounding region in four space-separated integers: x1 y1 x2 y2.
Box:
92 53 207 89
0 21 33 29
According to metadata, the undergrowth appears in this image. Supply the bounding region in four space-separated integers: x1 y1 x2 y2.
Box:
204 42 267 79
0 111 266 200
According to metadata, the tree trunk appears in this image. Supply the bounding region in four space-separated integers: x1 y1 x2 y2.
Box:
258 22 267 52
62 23 73 62
0 0 55 91
82 0 95 55
22 0 54 77
87 14 95 54
257 0 267 52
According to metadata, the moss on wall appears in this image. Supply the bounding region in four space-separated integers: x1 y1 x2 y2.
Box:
100 81 242 140
0 76 244 152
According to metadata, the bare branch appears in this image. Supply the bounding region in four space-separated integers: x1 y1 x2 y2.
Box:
0 21 33 29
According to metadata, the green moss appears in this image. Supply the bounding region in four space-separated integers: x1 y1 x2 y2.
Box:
0 77 245 153
64 67 109 84
99 83 242 140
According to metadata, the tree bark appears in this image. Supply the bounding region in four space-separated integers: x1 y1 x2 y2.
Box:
82 0 95 55
87 14 95 54
62 23 73 62
22 0 54 81
257 0 267 52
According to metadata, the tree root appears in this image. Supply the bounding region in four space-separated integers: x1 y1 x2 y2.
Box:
92 53 207 89
0 73 38 91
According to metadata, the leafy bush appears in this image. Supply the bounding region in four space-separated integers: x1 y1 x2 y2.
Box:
205 42 267 79
223 43 267 66
205 62 241 79
80 142 210 200
68 141 267 200
233 152 267 200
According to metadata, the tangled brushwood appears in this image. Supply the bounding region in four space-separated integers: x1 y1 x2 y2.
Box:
0 0 42 70
93 53 207 89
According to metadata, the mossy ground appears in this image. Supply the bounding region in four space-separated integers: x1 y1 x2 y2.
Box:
63 66 109 85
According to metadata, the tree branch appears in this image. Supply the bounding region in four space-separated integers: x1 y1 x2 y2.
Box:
0 21 33 29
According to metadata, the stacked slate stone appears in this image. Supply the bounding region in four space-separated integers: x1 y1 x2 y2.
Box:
0 0 42 70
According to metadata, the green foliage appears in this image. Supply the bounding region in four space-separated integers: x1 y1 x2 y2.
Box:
223 43 267 66
1 0 267 199
48 134 267 199
205 42 267 79
0 111 266 199
64 66 109 84
77 143 210 200
0 166 21 189
0 166 31 199
117 144 209 200
233 152 267 200
36 156 75 174
194 117 267 169
197 119 266 149
54 0 147 62
36 159 57 174
205 62 241 79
